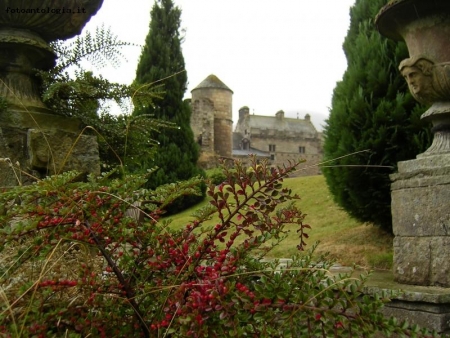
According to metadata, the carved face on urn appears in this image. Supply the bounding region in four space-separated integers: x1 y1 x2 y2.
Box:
399 57 437 104
401 66 429 95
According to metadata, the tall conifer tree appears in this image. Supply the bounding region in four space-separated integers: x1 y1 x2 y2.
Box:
323 0 431 232
133 0 203 193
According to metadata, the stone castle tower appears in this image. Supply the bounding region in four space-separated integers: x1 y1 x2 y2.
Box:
190 74 233 167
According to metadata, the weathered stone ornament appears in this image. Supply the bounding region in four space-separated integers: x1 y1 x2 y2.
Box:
361 3 450 333
377 0 450 157
0 0 103 186
376 0 450 287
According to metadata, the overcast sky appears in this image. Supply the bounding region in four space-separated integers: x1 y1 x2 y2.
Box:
80 0 356 131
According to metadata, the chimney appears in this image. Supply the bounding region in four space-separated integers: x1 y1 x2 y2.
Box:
275 110 285 120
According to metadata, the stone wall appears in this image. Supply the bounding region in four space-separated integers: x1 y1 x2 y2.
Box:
0 110 100 187
391 154 450 286
190 98 215 153
214 117 232 158
250 135 322 176
364 270 450 335
0 127 100 187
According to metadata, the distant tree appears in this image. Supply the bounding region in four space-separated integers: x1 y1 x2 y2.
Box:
133 0 204 210
323 0 431 232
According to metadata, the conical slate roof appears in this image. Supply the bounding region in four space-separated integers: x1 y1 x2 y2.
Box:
191 74 233 93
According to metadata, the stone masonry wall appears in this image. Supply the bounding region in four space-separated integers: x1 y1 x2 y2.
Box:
190 98 215 153
214 117 232 158
390 155 450 286
191 87 232 158
251 135 322 176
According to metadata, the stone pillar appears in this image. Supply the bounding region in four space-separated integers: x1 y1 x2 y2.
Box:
390 156 450 286
376 0 450 287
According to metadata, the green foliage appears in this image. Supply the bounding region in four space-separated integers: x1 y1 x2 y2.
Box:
323 0 432 232
206 167 228 185
133 0 205 209
95 112 177 170
0 158 436 337
40 25 163 119
367 252 393 270
36 25 175 170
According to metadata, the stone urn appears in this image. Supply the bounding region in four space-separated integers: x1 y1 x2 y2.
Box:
0 0 103 112
0 0 103 185
376 0 450 156
376 0 450 287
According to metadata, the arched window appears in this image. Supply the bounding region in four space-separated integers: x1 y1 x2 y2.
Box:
242 138 250 150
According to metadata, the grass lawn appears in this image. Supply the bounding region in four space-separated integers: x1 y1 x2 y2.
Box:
165 175 393 270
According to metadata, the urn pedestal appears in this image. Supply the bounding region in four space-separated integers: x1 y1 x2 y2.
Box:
376 0 450 288
371 0 450 333
390 155 450 286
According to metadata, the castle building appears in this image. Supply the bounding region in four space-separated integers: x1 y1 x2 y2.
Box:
233 107 322 176
190 74 323 175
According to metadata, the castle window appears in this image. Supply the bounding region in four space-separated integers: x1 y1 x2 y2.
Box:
242 139 250 150
270 154 275 161
269 144 276 152
299 146 305 154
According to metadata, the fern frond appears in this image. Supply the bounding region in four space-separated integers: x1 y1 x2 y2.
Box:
50 24 136 74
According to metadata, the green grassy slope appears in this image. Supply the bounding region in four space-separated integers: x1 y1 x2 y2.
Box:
165 175 393 270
